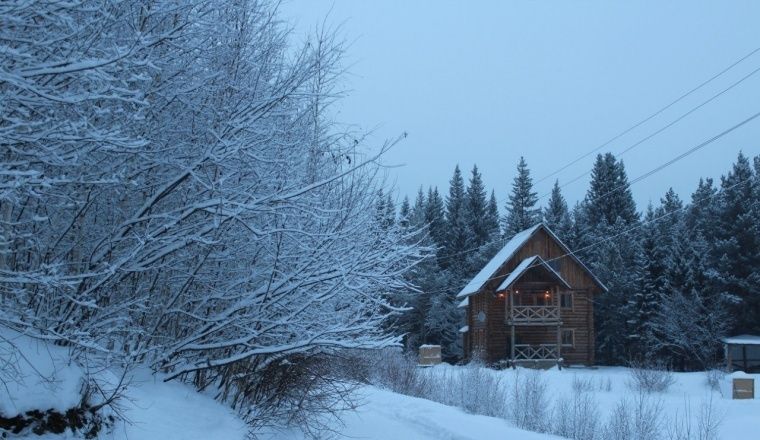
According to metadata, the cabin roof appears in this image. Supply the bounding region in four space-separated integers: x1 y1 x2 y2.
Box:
723 334 760 345
496 255 571 291
456 223 607 298
457 297 469 308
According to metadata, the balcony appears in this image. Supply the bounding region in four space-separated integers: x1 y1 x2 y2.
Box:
513 344 560 361
507 305 560 325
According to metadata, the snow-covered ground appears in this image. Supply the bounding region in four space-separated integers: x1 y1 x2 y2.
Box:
3 329 759 439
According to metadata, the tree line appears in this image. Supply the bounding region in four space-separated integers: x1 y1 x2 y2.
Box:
386 153 760 369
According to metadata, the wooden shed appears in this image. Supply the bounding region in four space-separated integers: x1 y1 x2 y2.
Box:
457 223 607 367
723 335 760 373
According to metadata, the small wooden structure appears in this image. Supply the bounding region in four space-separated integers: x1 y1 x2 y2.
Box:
723 335 760 373
458 223 607 367
418 344 442 366
732 378 755 399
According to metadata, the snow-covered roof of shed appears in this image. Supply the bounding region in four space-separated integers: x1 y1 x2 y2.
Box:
456 224 541 298
723 334 760 345
496 255 571 291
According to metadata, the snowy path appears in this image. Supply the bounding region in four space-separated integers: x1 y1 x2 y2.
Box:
267 386 557 440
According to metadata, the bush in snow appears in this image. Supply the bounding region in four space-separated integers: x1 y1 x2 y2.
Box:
602 391 663 440
551 388 601 440
422 361 508 418
366 348 431 398
509 369 549 432
704 368 726 393
665 396 722 440
628 359 676 393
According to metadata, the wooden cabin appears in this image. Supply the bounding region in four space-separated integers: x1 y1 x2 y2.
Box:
458 223 607 366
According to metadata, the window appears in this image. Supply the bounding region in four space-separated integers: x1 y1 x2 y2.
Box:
560 292 573 309
561 329 575 347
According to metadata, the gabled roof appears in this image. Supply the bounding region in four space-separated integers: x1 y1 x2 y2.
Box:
456 222 607 299
496 255 571 291
723 334 760 345
457 224 541 298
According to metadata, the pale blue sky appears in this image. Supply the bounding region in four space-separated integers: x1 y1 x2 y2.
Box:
281 1 760 209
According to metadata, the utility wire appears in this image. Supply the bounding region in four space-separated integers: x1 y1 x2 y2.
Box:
540 63 760 199
535 45 760 185
422 109 760 283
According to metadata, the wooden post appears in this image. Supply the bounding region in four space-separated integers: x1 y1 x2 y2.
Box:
510 290 515 366
743 345 748 373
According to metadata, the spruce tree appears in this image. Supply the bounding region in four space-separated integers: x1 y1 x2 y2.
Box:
713 153 760 333
544 180 572 240
503 156 540 237
398 196 411 230
486 190 501 239
465 165 489 248
585 153 638 228
444 166 469 274
425 186 447 255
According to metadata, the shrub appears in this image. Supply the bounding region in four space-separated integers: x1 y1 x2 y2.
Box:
602 391 663 440
510 369 549 432
628 360 676 393
704 369 725 393
666 396 722 440
551 390 601 440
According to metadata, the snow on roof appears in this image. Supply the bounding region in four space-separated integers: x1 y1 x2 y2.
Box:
722 334 760 345
456 224 541 298
457 297 469 308
459 325 469 333
496 255 571 291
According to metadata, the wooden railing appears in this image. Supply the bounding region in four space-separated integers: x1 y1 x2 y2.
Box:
513 344 559 361
508 305 560 323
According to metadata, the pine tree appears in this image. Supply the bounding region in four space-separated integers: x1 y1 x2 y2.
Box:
444 166 469 274
503 157 540 237
628 205 666 356
385 192 396 228
543 180 572 240
425 186 447 255
713 152 760 334
398 196 411 230
465 165 490 249
584 153 638 228
486 190 501 239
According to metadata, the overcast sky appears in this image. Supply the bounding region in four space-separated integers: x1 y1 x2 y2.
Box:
280 1 760 210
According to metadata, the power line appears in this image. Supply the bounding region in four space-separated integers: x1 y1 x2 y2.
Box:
538 62 760 200
424 108 760 281
535 45 760 186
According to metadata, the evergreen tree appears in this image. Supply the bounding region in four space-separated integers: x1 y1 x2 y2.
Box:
713 153 760 334
503 157 541 237
398 196 411 230
385 192 396 228
543 180 572 240
628 205 666 356
425 186 447 254
486 190 501 239
465 165 490 248
584 153 638 228
444 165 469 273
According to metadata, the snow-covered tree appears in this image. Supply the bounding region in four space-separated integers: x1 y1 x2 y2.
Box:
0 1 423 431
503 157 541 237
543 180 572 241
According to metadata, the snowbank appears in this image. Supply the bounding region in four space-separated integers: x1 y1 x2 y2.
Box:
0 329 85 417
